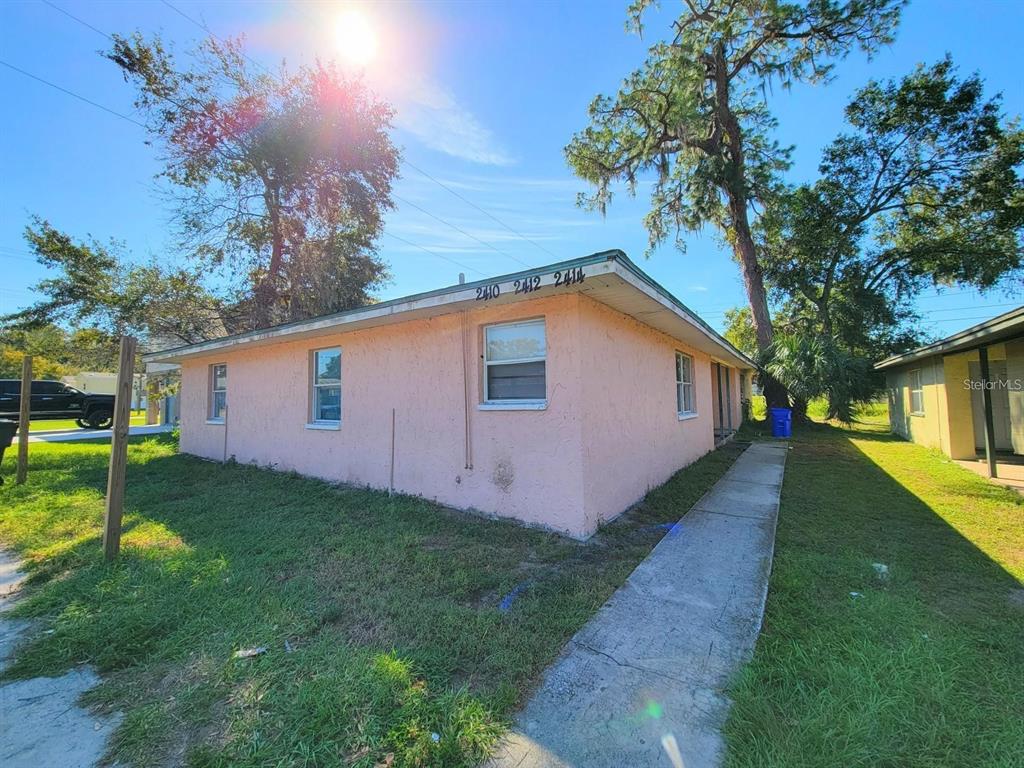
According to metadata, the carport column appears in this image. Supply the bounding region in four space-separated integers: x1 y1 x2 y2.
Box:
978 346 998 478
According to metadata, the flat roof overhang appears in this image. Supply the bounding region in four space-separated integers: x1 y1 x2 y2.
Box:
143 250 755 371
874 305 1024 371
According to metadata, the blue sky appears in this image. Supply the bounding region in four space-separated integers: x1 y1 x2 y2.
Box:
1 0 1022 339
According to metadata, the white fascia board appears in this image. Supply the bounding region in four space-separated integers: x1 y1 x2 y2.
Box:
142 252 753 369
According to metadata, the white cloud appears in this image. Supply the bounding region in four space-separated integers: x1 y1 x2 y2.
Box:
395 79 514 167
688 285 709 292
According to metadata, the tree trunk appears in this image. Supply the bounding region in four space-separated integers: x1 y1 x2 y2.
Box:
726 191 788 408
253 189 286 329
791 395 809 422
728 195 773 350
712 46 787 409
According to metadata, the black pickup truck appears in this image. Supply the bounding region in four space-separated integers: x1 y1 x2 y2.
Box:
0 379 116 429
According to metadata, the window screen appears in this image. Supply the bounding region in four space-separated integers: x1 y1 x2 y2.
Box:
676 352 695 414
484 320 546 402
909 369 924 414
312 348 341 422
210 364 227 420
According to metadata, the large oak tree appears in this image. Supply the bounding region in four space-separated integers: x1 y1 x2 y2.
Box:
761 57 1023 349
107 34 400 329
566 0 904 404
757 59 1023 419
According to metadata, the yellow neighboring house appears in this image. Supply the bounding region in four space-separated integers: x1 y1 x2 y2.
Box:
875 306 1024 481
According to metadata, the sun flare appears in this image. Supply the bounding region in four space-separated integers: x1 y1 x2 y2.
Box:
334 10 378 67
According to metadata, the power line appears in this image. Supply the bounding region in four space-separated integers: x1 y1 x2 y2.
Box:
0 55 486 282
922 302 1019 313
37 1 515 282
41 0 112 41
927 314 1014 324
161 0 551 267
0 252 38 263
159 0 207 31
0 60 146 128
402 159 560 261
160 0 271 77
392 193 531 268
382 232 486 278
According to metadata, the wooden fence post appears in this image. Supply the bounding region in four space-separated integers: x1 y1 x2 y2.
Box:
103 336 137 561
15 355 32 484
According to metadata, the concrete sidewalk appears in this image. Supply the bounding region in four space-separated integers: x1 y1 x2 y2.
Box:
487 442 788 768
14 424 174 444
0 552 119 768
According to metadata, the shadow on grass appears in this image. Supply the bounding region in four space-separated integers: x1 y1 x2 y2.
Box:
1 434 744 767
724 419 1024 768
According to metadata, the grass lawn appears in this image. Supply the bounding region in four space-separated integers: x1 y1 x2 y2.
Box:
28 410 147 432
725 410 1024 767
0 434 743 767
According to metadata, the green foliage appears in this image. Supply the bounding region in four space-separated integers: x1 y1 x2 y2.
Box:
566 0 903 406
107 33 399 328
761 58 1024 358
725 419 1024 767
0 435 741 766
568 0 902 242
1 323 122 373
723 307 759 359
764 331 877 421
0 347 66 380
1 219 227 348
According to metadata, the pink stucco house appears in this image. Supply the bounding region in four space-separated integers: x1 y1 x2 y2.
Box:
144 250 754 539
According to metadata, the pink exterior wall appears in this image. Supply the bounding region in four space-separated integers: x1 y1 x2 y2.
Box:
178 292 740 538
577 296 716 531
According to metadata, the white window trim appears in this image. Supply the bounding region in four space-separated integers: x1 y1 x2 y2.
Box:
310 347 342 427
909 369 925 416
304 421 341 431
676 351 697 417
482 318 547 407
478 401 547 411
208 363 227 423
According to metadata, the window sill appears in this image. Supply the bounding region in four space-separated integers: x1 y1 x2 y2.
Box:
478 401 547 411
677 411 699 421
305 422 341 431
910 411 925 418
205 419 224 425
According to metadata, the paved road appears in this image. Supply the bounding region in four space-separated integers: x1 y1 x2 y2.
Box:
486 441 789 768
13 424 174 444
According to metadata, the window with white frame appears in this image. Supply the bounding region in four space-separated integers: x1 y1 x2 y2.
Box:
483 319 546 402
311 347 341 423
209 363 227 421
676 352 696 415
909 369 924 415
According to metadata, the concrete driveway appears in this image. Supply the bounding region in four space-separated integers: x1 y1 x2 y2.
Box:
487 441 789 768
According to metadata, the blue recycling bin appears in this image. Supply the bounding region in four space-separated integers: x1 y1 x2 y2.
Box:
769 407 792 438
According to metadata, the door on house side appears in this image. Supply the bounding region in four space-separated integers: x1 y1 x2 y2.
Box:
969 360 1013 452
